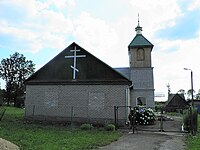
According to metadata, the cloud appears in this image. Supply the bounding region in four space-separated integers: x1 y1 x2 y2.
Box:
153 34 200 96
73 12 129 67
128 0 183 36
48 0 76 10
0 0 74 53
188 0 200 11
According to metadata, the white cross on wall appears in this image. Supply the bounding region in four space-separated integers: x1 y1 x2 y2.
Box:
65 46 86 80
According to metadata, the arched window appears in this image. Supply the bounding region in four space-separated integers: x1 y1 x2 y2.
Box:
137 48 144 61
136 97 146 106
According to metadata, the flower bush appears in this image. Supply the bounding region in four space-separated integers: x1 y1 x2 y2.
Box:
129 107 155 125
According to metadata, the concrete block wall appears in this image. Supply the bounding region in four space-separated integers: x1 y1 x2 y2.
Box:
25 84 129 125
130 68 155 108
131 89 155 108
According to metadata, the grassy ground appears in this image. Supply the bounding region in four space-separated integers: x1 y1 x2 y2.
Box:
0 107 121 150
186 115 200 150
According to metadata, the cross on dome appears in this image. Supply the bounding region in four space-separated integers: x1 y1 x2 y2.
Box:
135 13 142 35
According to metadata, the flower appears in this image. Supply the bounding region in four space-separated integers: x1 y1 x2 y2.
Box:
133 107 155 125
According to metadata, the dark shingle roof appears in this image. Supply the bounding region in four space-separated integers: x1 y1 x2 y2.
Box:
128 34 153 49
114 67 131 80
163 94 189 109
26 42 131 85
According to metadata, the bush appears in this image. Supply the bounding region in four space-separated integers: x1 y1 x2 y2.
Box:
183 113 190 131
183 108 198 132
104 124 115 131
80 123 93 130
129 107 155 125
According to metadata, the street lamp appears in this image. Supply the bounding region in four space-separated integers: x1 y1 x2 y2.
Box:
184 68 194 108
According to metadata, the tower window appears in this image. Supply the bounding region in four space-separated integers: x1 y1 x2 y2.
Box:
136 97 146 106
137 48 144 61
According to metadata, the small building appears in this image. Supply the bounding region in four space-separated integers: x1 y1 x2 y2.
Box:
163 94 189 112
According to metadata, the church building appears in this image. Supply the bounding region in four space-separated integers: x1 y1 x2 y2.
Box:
25 20 154 125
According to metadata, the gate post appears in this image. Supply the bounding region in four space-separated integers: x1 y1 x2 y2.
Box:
132 108 135 134
114 106 118 130
189 106 194 135
159 109 164 132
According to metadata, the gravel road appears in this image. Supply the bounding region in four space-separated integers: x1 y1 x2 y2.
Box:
98 116 187 150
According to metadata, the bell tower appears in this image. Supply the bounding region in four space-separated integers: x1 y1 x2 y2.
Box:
128 15 155 108
128 17 153 68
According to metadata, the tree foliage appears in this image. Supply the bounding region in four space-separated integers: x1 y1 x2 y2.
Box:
187 89 195 99
0 52 35 107
196 89 200 100
177 89 185 95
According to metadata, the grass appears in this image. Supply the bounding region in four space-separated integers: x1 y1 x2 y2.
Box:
186 114 200 150
0 107 121 150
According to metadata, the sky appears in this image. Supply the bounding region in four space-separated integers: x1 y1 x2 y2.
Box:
0 0 200 101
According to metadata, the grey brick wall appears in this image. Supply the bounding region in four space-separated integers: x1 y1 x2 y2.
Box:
25 84 129 125
130 68 155 108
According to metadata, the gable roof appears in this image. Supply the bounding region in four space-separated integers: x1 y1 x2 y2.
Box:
128 34 153 49
164 93 189 109
26 42 131 85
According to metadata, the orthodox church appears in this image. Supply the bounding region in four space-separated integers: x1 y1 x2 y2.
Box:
25 20 154 125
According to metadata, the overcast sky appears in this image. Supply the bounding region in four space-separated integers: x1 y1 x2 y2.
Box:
0 0 200 101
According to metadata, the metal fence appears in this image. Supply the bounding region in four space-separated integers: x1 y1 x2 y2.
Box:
25 104 126 126
114 106 198 135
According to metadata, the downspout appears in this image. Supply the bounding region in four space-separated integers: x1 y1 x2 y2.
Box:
125 83 133 123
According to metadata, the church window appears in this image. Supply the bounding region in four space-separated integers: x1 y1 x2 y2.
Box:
44 91 58 107
137 48 144 61
136 97 146 106
89 92 105 111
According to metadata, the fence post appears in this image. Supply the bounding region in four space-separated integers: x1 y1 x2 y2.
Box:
114 106 117 130
70 106 74 129
132 108 135 134
189 107 194 135
193 108 198 135
33 105 35 121
159 109 164 132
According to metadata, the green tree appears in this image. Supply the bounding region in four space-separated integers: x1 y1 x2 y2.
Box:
195 89 200 100
177 89 185 95
0 52 35 107
0 88 2 106
187 89 195 100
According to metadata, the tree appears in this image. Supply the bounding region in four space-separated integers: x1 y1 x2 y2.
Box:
0 88 2 106
0 52 35 107
187 89 195 100
195 89 200 100
177 89 185 95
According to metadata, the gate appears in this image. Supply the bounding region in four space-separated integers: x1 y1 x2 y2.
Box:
114 106 198 135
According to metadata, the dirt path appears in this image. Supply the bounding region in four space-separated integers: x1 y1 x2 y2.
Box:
0 138 19 150
97 116 187 150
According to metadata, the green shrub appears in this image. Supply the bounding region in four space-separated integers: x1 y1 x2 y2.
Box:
183 108 198 132
183 113 190 131
104 124 115 131
80 123 93 130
